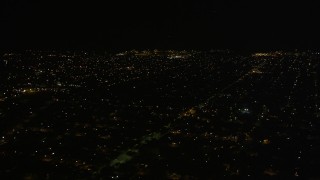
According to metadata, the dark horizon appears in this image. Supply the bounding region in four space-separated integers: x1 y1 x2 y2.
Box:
1 1 320 51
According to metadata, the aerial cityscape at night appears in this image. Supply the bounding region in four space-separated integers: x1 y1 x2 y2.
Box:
0 50 320 179
2 0 320 179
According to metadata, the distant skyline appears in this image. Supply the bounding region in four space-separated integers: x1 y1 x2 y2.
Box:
1 0 320 50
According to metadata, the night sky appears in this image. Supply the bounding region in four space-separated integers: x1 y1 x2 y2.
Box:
1 0 320 50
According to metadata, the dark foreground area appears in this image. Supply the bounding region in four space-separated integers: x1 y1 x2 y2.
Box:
0 50 320 179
